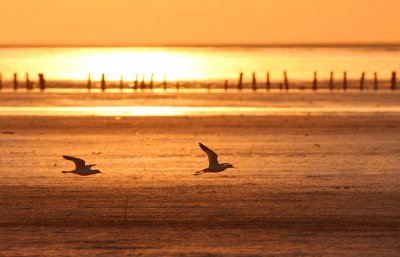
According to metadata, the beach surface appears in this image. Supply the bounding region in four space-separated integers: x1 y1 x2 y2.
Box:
0 91 400 256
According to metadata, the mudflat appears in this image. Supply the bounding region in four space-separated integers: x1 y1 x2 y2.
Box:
0 92 399 256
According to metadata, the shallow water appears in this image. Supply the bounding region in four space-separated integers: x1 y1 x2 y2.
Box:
0 46 399 82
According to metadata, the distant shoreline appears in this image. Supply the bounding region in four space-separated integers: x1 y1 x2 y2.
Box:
1 43 400 49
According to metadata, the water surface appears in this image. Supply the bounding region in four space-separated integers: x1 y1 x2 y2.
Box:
0 46 399 83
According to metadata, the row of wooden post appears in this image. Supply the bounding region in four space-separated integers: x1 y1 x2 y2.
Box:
88 73 169 92
238 71 397 91
0 71 397 92
0 73 46 91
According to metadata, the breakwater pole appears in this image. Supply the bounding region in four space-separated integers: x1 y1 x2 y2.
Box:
87 74 92 91
38 73 45 91
101 73 106 92
163 73 167 91
343 72 347 91
284 71 289 90
266 72 270 91
176 82 180 91
134 74 138 91
224 80 228 91
238 72 243 91
119 75 124 91
252 72 257 91
312 71 317 91
0 73 2 90
360 72 365 91
391 72 397 90
25 73 31 90
140 75 146 90
149 73 154 90
329 72 334 90
13 73 18 91
374 72 378 90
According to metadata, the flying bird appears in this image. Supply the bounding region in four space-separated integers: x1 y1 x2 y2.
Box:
61 155 102 176
195 143 234 175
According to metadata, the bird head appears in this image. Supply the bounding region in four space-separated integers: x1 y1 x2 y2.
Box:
94 170 102 174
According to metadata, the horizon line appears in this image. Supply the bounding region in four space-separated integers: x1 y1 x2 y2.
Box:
1 42 400 48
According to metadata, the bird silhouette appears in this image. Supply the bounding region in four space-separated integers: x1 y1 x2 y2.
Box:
194 143 234 175
61 155 102 176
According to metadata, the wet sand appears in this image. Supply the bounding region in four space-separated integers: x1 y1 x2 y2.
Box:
0 92 400 256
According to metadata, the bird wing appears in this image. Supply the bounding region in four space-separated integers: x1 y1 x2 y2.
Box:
199 143 219 167
63 155 86 170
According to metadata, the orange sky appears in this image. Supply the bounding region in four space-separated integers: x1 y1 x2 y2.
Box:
1 0 400 45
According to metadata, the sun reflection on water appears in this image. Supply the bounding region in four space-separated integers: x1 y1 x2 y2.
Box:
1 106 400 116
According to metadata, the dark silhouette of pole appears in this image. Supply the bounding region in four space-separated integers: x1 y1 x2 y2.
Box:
134 74 138 91
329 71 334 91
119 75 124 91
224 80 228 91
0 73 2 90
149 73 154 90
13 73 18 91
87 74 92 91
391 71 397 90
360 72 365 91
312 71 317 91
38 73 45 91
266 72 270 91
252 72 257 91
238 72 243 91
374 72 378 91
163 73 167 91
343 71 347 91
140 75 145 90
101 73 106 92
25 73 31 90
283 71 289 90
176 81 180 91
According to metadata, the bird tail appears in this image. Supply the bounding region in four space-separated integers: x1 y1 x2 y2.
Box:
194 171 206 176
62 171 71 173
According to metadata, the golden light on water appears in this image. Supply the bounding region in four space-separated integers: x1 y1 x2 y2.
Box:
1 47 400 83
1 106 400 116
77 49 200 82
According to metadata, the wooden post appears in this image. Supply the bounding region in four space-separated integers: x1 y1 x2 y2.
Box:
119 75 124 91
329 71 334 91
13 73 18 91
224 80 228 91
101 73 106 92
38 73 45 91
0 73 2 90
25 73 31 90
360 72 365 91
238 72 243 91
176 82 180 91
140 75 145 90
266 72 270 91
391 71 397 90
252 72 257 91
207 83 211 91
343 71 347 91
312 71 317 91
87 74 92 91
149 73 154 90
284 71 289 90
134 74 138 91
374 72 378 91
163 73 167 91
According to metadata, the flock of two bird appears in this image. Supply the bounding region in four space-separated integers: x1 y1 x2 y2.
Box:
62 143 235 176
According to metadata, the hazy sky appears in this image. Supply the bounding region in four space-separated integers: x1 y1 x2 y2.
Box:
1 0 400 45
